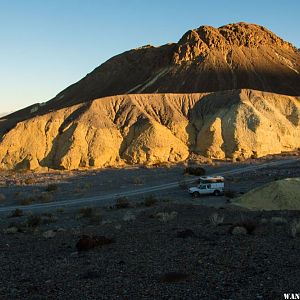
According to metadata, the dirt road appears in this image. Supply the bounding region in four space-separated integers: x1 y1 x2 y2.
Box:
0 158 298 214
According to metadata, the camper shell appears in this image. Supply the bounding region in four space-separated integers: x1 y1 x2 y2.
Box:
188 175 225 197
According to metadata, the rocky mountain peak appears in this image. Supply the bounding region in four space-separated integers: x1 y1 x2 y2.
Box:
174 22 296 63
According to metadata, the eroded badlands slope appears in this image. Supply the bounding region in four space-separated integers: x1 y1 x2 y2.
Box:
1 89 300 170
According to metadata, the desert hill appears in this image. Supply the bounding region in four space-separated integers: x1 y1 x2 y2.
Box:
1 23 300 170
0 89 300 170
45 22 300 111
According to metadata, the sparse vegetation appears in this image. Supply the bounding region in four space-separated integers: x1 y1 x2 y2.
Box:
24 178 37 185
78 207 96 218
76 206 102 224
289 219 300 238
45 183 58 192
184 166 206 176
0 193 6 202
19 197 35 205
88 214 102 225
154 211 178 222
132 177 144 185
115 196 130 209
144 195 157 207
224 190 238 198
26 213 57 227
56 207 65 213
231 226 247 235
38 192 54 203
8 208 24 218
229 219 257 235
178 180 188 190
270 216 288 225
26 215 42 227
84 182 93 189
209 213 224 226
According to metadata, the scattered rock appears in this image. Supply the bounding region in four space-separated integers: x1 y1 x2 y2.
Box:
4 227 19 234
270 217 288 225
176 229 195 238
123 211 136 222
229 220 257 234
80 270 101 280
160 272 189 283
42 230 56 239
0 193 6 202
231 226 248 235
155 211 178 222
76 235 114 251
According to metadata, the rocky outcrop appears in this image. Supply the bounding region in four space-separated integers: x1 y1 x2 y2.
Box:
1 90 300 170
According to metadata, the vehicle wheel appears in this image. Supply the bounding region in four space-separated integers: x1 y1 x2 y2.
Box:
213 190 221 196
192 192 200 198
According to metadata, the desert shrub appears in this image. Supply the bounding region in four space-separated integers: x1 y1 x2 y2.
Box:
115 197 130 209
38 192 53 203
154 211 178 222
260 218 268 224
24 178 37 185
271 216 288 225
19 197 35 205
40 213 57 224
231 226 247 235
9 208 24 218
184 166 206 176
229 219 257 235
178 180 188 190
26 215 42 227
78 207 96 218
144 195 157 207
289 219 300 238
132 177 144 185
224 190 238 198
88 214 102 225
56 207 65 213
76 207 102 224
0 193 6 202
209 213 224 226
45 183 58 192
75 182 93 191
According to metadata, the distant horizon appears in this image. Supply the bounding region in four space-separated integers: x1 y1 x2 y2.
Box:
1 0 299 114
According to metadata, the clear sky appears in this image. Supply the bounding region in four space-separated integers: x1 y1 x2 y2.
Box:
0 0 299 114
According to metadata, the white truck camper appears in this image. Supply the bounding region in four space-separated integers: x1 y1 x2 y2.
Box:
188 176 225 198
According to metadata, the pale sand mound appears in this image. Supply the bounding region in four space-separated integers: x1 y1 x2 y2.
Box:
232 178 300 210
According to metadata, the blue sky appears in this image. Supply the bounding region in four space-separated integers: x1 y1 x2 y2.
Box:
0 0 299 114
